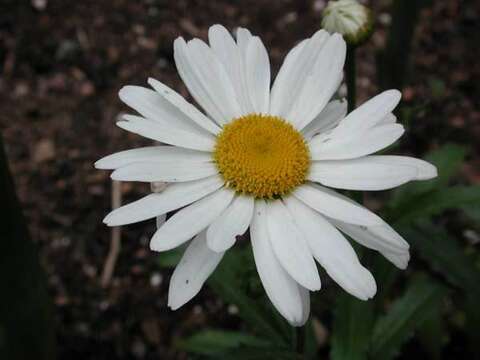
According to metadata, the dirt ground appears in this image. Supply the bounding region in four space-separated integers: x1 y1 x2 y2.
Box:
1 0 479 358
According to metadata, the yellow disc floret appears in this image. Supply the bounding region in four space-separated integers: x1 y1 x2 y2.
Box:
214 114 310 199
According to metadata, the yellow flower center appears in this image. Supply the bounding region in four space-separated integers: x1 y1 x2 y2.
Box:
213 114 310 199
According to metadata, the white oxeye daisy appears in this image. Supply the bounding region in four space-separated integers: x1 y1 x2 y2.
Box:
96 24 437 326
322 0 373 46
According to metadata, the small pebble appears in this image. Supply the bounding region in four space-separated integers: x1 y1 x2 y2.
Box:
150 273 163 287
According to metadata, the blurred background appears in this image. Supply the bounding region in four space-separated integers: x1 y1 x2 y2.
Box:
1 0 479 359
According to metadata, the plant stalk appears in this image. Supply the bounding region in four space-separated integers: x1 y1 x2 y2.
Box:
346 45 357 113
296 326 305 355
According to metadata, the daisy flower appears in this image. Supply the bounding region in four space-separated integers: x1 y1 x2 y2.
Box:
96 25 437 326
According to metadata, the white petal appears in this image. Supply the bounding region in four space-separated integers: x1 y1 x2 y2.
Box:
296 286 311 327
309 123 405 161
332 90 402 135
95 146 211 170
236 27 253 50
368 155 438 180
270 30 329 119
208 25 236 64
378 113 397 126
266 200 321 291
208 26 270 115
244 36 270 114
150 188 235 251
308 156 419 191
111 161 217 182
147 78 221 135
206 195 254 252
302 99 348 140
174 38 222 125
382 251 410 270
118 115 215 152
174 37 241 125
103 175 224 226
284 197 377 300
293 183 383 226
250 200 305 325
287 33 346 129
208 25 251 115
119 85 214 135
168 230 224 310
156 214 166 229
330 218 411 269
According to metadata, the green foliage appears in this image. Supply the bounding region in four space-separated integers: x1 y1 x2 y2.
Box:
402 223 480 356
219 347 302 359
208 247 290 344
176 328 305 359
303 320 319 359
415 143 465 188
389 144 466 210
391 185 480 224
403 224 480 291
370 274 447 360
369 143 477 359
176 141 479 358
417 300 447 360
176 330 270 356
330 294 374 360
175 246 304 358
155 246 185 268
386 144 474 224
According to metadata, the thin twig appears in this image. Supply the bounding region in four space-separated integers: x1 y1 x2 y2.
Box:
100 180 122 287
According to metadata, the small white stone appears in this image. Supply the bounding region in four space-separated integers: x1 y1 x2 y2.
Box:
227 304 239 315
32 0 47 10
464 229 480 245
150 272 163 287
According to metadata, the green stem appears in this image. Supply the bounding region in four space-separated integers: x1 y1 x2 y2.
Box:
377 0 426 90
345 45 363 204
346 45 357 113
296 326 305 355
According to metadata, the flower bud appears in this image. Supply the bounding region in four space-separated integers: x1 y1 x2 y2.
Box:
321 0 373 46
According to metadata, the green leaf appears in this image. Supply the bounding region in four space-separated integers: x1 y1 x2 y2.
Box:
370 274 447 360
402 223 480 290
304 319 319 359
330 294 374 360
417 300 446 360
155 246 185 268
465 295 480 358
461 203 480 222
208 247 289 344
403 223 480 357
176 330 270 356
390 186 480 224
389 143 466 209
218 347 301 359
371 255 400 307
424 144 466 187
